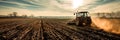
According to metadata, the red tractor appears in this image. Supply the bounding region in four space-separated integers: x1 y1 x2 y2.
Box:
67 11 92 26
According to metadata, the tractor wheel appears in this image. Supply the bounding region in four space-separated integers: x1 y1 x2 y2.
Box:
84 19 91 26
87 19 92 26
76 20 83 26
75 20 80 26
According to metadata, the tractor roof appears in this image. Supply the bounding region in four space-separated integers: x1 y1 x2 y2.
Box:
76 11 89 14
79 11 88 13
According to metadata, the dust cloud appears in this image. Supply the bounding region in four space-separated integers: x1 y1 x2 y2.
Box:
91 17 120 34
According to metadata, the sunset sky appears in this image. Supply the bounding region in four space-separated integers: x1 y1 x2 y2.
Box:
0 0 120 16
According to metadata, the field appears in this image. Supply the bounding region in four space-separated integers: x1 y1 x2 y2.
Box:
0 18 120 40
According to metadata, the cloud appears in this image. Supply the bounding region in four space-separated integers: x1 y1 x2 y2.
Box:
0 0 73 16
90 1 120 13
0 0 46 10
0 6 33 15
0 6 72 16
77 0 120 12
20 0 72 11
0 1 31 8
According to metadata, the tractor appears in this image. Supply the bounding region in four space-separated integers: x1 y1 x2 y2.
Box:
67 11 92 26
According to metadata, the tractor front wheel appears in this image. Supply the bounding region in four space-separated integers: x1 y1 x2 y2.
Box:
75 20 80 26
76 20 83 26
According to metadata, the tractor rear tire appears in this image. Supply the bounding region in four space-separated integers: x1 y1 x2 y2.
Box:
84 19 91 26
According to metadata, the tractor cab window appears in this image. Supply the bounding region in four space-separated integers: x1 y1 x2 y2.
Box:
75 11 89 17
76 13 88 17
76 13 83 17
83 13 88 17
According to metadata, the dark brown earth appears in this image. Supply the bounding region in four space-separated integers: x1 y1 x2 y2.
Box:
0 18 120 40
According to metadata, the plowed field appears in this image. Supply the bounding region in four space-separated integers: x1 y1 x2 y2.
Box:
0 18 120 40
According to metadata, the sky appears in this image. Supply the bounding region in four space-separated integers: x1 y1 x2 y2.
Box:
0 0 120 16
77 0 120 13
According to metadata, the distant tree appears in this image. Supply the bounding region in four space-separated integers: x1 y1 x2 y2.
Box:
13 12 17 17
22 15 27 18
97 13 100 17
24 15 27 17
30 14 34 18
8 14 13 17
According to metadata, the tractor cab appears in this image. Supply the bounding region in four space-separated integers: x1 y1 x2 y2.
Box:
67 11 91 26
74 11 89 17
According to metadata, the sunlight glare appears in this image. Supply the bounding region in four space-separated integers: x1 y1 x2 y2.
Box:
72 0 83 9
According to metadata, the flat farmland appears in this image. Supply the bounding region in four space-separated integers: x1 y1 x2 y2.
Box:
0 18 120 40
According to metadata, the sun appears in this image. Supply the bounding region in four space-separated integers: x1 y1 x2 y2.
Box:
72 0 83 9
